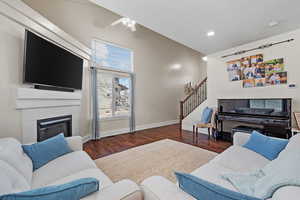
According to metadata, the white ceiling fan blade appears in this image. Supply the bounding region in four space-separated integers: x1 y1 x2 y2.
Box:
111 17 137 32
111 18 124 26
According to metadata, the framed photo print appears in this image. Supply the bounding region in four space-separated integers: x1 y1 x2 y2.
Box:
227 59 241 81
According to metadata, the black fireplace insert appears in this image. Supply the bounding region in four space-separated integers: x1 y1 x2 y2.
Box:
37 115 72 142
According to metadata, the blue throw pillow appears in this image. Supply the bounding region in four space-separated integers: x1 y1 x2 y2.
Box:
175 172 262 200
243 131 288 160
0 178 99 200
22 133 72 171
201 107 213 123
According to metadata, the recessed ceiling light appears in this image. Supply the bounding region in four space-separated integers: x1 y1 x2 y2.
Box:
202 56 208 61
207 31 215 37
269 21 279 27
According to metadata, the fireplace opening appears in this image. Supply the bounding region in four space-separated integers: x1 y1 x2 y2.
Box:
37 115 72 142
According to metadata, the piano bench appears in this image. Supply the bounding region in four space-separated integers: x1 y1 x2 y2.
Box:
231 126 264 141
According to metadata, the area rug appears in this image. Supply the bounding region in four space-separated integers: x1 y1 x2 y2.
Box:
95 139 217 183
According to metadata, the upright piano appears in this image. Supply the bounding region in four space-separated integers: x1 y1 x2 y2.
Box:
216 98 292 139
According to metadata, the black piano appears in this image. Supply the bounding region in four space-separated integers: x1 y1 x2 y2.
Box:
216 98 292 139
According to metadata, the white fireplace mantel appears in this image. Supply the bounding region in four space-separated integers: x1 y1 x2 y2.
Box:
16 87 82 143
16 87 82 110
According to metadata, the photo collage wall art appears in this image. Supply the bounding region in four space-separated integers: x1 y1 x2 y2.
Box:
226 54 287 88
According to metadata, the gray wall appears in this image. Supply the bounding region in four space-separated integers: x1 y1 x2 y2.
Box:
19 0 206 135
0 15 23 139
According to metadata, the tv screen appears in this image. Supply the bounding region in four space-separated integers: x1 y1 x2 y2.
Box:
24 30 83 89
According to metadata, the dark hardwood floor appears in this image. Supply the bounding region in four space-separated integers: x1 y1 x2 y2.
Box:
83 124 231 160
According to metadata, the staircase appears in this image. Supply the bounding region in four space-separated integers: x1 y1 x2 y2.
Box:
179 77 207 134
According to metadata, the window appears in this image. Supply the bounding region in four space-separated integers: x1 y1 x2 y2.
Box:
97 72 113 118
114 77 130 116
97 72 131 118
91 40 133 72
92 40 133 119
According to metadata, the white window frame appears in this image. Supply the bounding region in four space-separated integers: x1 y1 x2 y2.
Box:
91 39 134 121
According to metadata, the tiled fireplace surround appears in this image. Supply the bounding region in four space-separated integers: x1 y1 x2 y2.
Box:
16 87 82 144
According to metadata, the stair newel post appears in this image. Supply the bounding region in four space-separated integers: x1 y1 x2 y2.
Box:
180 100 184 137
196 88 198 108
194 92 196 110
205 81 207 99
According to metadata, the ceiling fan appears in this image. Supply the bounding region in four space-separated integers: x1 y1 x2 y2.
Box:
111 17 136 32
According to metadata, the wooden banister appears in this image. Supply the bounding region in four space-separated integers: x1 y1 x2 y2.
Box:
181 77 207 102
179 77 207 135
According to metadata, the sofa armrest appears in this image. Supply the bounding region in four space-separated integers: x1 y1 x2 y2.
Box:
233 132 251 146
66 136 83 151
86 179 142 200
271 186 300 200
141 176 196 200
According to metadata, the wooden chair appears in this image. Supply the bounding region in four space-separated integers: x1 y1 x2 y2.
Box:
293 112 300 136
193 109 217 142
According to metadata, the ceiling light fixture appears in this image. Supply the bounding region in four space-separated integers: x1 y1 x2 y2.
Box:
207 31 215 37
111 17 137 32
202 56 208 61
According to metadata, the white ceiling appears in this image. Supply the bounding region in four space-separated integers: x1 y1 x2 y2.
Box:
91 0 300 54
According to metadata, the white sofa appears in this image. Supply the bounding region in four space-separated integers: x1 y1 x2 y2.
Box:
141 132 300 200
0 136 142 200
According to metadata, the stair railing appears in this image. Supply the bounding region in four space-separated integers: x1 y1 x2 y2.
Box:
179 77 207 134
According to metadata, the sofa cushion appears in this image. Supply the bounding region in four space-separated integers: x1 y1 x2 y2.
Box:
0 178 99 200
191 163 237 192
210 146 270 172
31 151 97 188
141 176 196 200
46 168 113 190
0 160 30 195
83 180 142 200
271 186 300 200
243 131 288 160
22 134 72 171
175 172 262 200
0 138 33 185
220 151 300 199
278 133 300 158
252 152 300 199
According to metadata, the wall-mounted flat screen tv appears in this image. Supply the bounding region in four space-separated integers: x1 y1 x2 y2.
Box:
23 30 83 90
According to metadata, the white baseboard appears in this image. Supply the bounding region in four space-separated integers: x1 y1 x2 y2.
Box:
101 127 131 138
83 120 178 143
136 120 178 131
83 135 91 143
